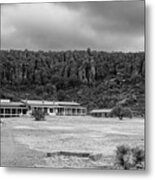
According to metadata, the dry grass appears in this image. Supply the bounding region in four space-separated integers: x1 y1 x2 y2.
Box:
1 116 144 168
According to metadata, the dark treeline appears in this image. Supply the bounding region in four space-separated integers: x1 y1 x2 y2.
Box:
0 49 145 116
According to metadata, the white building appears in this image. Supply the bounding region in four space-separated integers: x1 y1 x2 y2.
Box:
0 99 87 117
22 100 87 116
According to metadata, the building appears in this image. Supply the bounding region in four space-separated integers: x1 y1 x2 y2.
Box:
22 100 87 116
0 99 28 117
90 109 112 117
0 99 87 117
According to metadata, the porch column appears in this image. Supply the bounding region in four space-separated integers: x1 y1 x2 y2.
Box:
67 108 68 115
75 109 77 116
77 108 79 115
80 109 82 116
75 108 78 116
65 108 68 115
69 108 71 115
15 108 17 116
10 108 12 116
63 108 66 116
82 109 86 115
3 108 5 117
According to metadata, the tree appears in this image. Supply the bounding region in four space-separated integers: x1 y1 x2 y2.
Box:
32 109 45 121
110 106 132 120
123 107 133 119
0 49 145 116
57 90 68 101
67 75 81 88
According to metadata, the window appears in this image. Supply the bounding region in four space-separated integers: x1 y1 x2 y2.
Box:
18 109 21 114
82 109 85 114
5 108 11 114
0 108 4 114
44 108 48 113
12 109 16 114
23 109 27 114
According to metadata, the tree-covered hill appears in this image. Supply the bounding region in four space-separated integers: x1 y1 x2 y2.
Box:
0 49 145 116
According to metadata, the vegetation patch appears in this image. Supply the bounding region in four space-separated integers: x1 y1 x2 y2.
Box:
0 49 145 116
110 106 133 120
32 109 46 121
114 145 145 170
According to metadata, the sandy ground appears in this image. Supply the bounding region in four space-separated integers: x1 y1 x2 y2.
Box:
0 116 144 168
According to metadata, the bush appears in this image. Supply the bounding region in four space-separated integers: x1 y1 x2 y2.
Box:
110 106 133 120
32 109 45 121
123 107 133 119
110 106 124 120
132 146 145 168
115 145 145 170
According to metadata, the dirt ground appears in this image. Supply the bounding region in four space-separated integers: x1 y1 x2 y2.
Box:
0 116 144 169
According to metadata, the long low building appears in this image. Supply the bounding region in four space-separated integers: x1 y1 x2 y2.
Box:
90 109 112 117
22 100 87 116
0 99 87 117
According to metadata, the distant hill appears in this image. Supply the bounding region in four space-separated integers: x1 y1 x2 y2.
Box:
0 49 145 116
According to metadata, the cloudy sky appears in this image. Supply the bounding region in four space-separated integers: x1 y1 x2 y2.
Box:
1 1 144 52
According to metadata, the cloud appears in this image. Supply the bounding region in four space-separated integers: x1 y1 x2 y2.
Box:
62 1 144 36
1 1 144 52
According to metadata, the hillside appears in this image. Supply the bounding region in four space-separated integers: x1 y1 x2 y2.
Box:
0 49 145 116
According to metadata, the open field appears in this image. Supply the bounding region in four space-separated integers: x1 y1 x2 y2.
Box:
1 116 144 169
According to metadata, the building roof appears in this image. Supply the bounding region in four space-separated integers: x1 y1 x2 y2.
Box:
0 99 10 103
21 100 80 107
0 100 26 107
90 109 112 113
0 99 85 109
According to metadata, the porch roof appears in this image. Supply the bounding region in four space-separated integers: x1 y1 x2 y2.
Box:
0 101 26 107
21 100 80 106
90 109 112 113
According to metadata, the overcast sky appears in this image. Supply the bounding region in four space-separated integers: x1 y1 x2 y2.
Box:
1 1 144 52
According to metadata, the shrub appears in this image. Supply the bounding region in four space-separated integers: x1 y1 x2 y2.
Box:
123 107 133 119
110 106 124 120
131 146 145 169
32 109 45 121
115 145 145 170
110 106 133 120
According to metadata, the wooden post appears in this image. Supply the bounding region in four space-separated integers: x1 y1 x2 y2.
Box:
15 108 18 116
4 108 5 117
63 108 66 116
75 109 77 116
10 108 12 117
80 109 82 116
